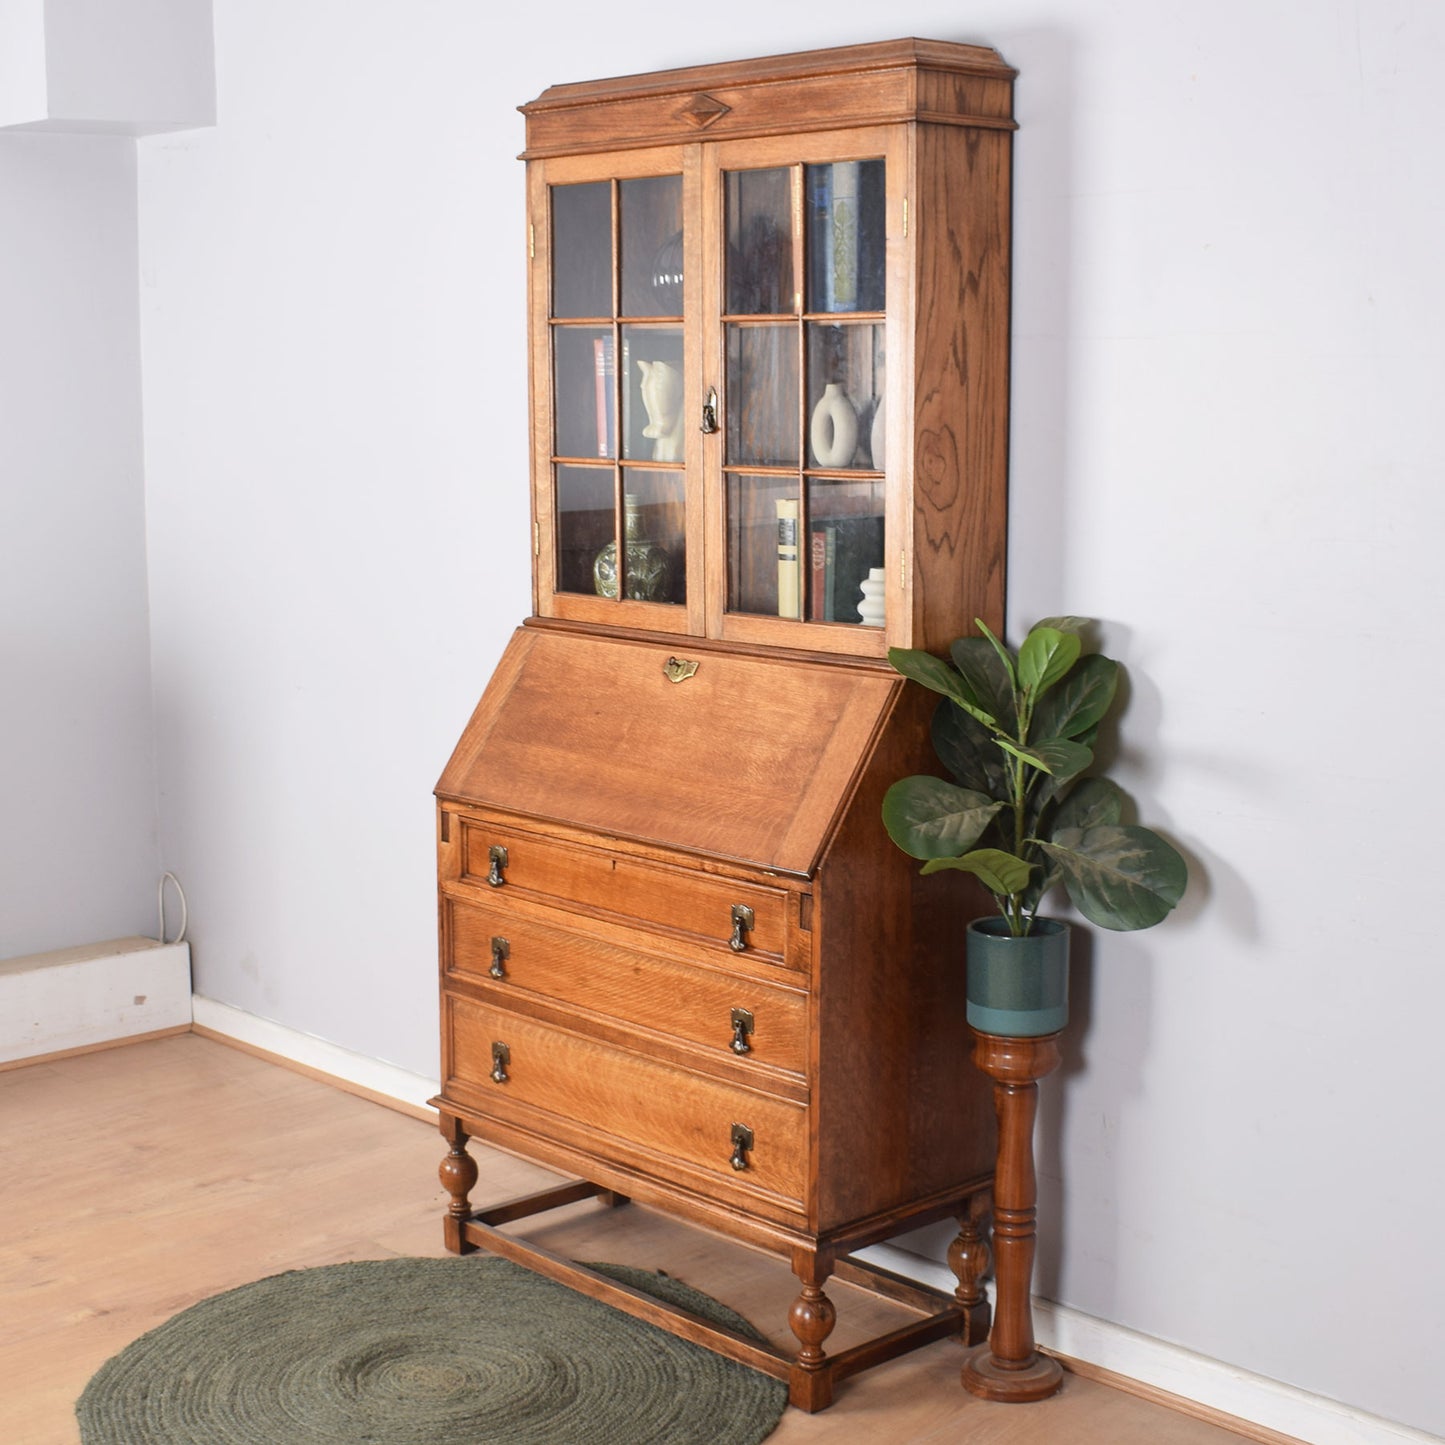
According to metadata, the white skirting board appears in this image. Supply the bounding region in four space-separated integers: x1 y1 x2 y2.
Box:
0 936 192 1064
191 997 1440 1445
190 995 439 1114
851 1245 1441 1445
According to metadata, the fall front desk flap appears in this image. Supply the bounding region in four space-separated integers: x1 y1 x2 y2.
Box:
437 628 900 878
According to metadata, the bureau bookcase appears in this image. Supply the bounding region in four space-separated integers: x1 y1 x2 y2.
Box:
433 37 1016 1410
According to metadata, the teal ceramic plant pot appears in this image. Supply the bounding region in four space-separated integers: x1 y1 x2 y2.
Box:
965 917 1070 1038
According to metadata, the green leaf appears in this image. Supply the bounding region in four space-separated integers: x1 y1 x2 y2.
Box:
1017 859 1061 918
1030 737 1093 783
921 847 1035 897
888 648 998 730
882 776 1004 860
932 698 1008 799
948 637 1017 734
974 620 1019 691
1035 825 1188 930
1033 615 1090 637
994 737 1052 771
1018 626 1081 699
1031 653 1118 743
1049 776 1124 835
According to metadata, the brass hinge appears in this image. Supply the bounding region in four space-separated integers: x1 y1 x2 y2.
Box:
529 223 535 259
902 196 909 238
534 521 541 557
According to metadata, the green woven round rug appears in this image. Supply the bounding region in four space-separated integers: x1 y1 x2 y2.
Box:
77 1256 788 1444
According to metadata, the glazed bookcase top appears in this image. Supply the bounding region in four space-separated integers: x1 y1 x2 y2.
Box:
523 36 1014 661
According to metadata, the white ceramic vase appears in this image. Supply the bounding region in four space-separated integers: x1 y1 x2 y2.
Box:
637 358 685 462
809 383 858 468
857 565 886 627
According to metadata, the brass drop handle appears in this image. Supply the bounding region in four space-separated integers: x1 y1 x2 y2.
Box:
729 904 754 953
487 845 508 888
730 1122 754 1172
729 1007 754 1055
489 937 509 980
700 385 719 434
490 1041 510 1084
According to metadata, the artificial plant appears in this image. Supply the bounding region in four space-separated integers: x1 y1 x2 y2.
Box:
882 617 1187 936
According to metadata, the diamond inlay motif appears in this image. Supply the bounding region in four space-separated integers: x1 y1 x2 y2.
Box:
677 92 731 128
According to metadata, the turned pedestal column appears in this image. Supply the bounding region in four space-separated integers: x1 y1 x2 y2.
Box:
961 1029 1064 1402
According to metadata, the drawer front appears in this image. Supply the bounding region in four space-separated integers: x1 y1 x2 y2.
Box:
446 895 808 1077
455 815 792 961
446 994 807 1207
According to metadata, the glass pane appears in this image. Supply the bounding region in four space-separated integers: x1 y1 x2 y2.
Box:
806 321 885 470
556 465 615 596
727 474 803 620
552 182 612 319
805 478 886 625
806 159 886 314
620 176 683 318
621 325 684 462
602 469 685 604
725 168 794 315
554 327 616 460
726 324 798 467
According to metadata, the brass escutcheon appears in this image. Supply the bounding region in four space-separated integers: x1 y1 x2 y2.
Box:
730 1007 754 1055
729 904 754 952
664 656 699 684
489 937 509 980
729 1122 754 1171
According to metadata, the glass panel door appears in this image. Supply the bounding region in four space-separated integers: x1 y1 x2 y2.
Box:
720 156 887 632
548 172 687 608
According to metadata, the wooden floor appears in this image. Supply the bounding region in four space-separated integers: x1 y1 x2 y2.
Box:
2 1034 1268 1445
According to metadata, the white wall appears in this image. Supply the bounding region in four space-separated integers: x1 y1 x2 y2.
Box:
0 0 214 133
0 3 47 128
43 0 216 132
0 132 158 958
132 1 1444 1437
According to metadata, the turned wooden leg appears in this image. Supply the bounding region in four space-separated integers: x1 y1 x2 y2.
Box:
438 1115 479 1255
787 1249 838 1411
948 1187 993 1346
961 1031 1064 1403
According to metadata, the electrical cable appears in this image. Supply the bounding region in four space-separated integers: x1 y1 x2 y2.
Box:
158 871 188 945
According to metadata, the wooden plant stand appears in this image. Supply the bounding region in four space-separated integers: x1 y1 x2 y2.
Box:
961 1030 1065 1402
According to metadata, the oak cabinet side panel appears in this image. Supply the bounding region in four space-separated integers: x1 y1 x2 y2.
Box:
812 684 996 1231
908 122 1012 654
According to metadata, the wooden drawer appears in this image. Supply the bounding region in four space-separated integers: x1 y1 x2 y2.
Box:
453 814 793 962
446 994 807 1207
445 895 809 1077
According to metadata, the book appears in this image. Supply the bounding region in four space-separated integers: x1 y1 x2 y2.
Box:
809 526 836 621
776 498 801 620
808 160 886 314
593 336 615 458
817 515 884 623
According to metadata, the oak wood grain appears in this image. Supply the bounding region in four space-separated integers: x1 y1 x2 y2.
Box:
444 891 809 1077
